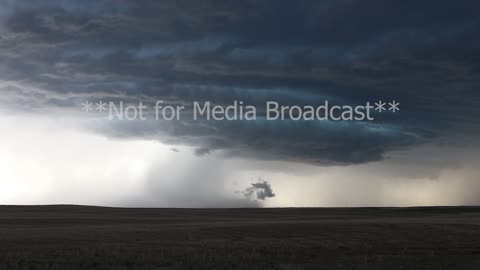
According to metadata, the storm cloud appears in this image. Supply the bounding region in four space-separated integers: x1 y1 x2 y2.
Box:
1 0 479 165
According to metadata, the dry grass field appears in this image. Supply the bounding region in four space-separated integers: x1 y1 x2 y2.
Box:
1 205 480 269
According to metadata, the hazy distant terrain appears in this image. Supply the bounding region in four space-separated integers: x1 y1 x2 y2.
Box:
1 206 480 269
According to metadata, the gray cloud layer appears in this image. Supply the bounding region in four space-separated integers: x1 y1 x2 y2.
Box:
1 0 479 165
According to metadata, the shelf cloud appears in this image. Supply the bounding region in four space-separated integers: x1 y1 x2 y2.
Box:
1 0 479 207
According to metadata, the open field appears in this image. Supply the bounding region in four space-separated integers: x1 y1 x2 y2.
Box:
1 205 480 269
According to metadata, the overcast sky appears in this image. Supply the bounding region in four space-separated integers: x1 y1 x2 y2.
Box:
1 0 479 207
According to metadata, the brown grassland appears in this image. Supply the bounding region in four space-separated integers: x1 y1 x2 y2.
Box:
1 205 479 269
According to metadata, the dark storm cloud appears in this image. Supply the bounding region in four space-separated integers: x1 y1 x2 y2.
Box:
1 0 479 164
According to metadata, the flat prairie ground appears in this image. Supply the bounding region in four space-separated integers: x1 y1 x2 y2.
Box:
1 206 479 269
